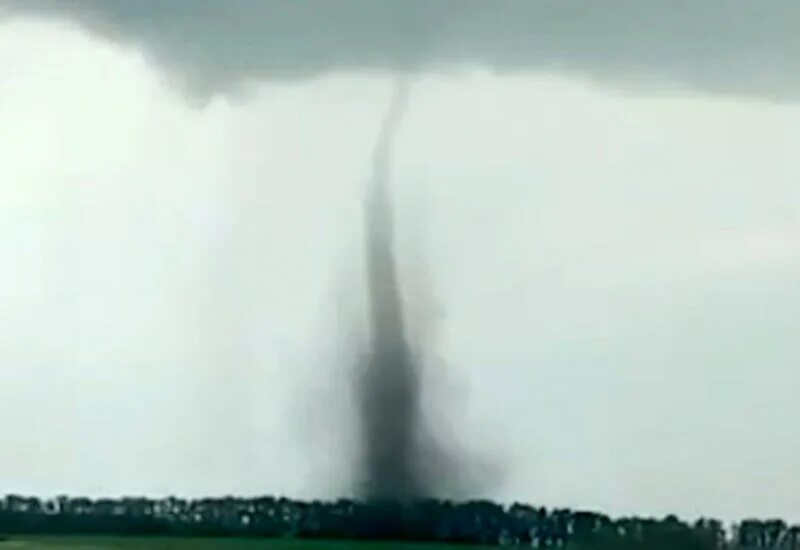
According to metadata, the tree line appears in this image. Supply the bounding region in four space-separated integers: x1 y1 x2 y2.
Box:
0 494 797 549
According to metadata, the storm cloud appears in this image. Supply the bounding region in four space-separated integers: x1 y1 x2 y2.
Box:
4 0 800 100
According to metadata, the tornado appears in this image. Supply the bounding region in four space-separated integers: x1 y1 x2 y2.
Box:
356 80 426 501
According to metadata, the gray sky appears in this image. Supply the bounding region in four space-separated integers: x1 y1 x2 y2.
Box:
1 5 799 523
5 0 800 99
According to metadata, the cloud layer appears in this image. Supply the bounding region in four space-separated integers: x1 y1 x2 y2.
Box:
5 1 800 99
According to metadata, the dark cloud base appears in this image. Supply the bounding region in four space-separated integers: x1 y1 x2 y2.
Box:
6 0 800 100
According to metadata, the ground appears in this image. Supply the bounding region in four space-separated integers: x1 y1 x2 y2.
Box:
0 538 483 550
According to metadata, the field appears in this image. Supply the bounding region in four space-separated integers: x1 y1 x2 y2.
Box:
0 538 479 550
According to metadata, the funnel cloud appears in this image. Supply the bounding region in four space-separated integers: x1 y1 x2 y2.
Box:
356 81 443 501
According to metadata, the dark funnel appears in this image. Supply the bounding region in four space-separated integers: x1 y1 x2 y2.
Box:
357 81 425 501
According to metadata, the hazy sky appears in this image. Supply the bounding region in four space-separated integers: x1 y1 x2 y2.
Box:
1 4 799 523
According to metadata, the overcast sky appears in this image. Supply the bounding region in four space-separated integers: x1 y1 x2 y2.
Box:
1 4 799 523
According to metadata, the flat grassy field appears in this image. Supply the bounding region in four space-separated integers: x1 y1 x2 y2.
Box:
0 537 480 550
